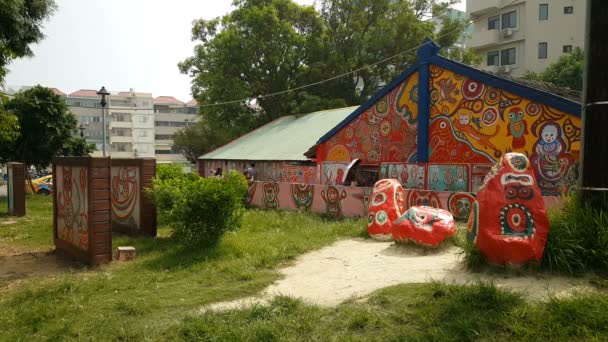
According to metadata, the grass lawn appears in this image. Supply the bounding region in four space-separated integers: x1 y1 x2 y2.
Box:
169 282 608 341
0 194 55 251
0 195 365 340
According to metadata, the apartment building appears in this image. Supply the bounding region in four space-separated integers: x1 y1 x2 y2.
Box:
466 0 586 77
153 96 198 164
68 89 155 158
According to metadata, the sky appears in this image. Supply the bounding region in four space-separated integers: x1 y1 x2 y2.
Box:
4 0 466 102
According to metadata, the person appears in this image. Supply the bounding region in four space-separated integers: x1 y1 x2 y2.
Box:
245 162 257 181
214 168 223 178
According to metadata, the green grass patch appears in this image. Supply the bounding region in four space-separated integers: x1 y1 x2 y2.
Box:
0 194 54 250
0 196 365 340
167 282 608 341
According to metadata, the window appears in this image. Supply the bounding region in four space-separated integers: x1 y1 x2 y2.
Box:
487 51 500 66
538 42 548 59
564 6 573 14
501 48 516 66
155 150 172 154
112 143 133 152
155 134 175 140
502 11 517 29
112 112 131 122
155 121 170 127
171 122 188 128
563 45 573 53
539 4 548 20
488 15 500 30
111 128 131 136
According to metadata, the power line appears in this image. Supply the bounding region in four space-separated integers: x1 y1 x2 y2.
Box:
3 0 519 111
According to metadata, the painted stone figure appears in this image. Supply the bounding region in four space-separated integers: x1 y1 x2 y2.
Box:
467 152 550 265
447 192 476 221
321 186 347 218
392 206 456 247
366 179 405 241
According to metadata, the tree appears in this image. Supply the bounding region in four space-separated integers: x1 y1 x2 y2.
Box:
0 86 83 171
180 0 473 150
60 137 95 157
0 0 56 82
0 95 20 145
523 47 584 91
173 121 231 164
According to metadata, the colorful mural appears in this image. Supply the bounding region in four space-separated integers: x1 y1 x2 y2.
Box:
110 166 140 230
56 166 89 251
429 66 581 195
247 181 560 220
291 183 314 210
428 164 469 192
322 162 348 185
281 165 317 184
323 72 419 164
379 163 426 189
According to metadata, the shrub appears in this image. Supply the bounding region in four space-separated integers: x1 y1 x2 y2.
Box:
149 168 248 246
543 195 608 275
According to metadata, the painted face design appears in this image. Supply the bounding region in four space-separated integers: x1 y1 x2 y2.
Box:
290 184 314 210
467 152 550 265
392 206 456 247
262 183 279 209
321 186 347 218
541 124 558 144
367 179 404 241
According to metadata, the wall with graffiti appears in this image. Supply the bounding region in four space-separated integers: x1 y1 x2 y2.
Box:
56 166 89 251
111 166 140 231
280 165 317 184
321 72 419 164
428 66 581 195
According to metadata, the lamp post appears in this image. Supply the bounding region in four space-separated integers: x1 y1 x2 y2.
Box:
79 123 86 138
97 86 110 157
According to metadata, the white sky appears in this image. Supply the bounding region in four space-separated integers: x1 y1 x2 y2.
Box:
4 0 465 102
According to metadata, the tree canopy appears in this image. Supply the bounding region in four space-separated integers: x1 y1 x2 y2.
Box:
179 0 474 151
0 86 89 168
523 47 584 91
173 121 231 164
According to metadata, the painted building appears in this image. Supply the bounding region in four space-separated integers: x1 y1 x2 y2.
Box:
201 38 582 219
467 0 586 77
153 96 199 164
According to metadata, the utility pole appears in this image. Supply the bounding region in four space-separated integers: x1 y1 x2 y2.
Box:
580 0 608 209
97 86 110 157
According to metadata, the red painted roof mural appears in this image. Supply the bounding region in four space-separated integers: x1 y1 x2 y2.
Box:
320 72 419 164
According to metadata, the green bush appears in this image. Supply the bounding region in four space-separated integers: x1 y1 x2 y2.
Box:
543 195 608 275
149 168 248 246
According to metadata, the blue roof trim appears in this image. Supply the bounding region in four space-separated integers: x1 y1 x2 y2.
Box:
316 62 421 144
429 55 582 116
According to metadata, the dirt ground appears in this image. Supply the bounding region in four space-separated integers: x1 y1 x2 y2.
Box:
204 238 594 311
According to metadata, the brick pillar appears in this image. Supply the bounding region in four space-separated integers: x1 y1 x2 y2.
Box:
7 162 25 217
90 157 112 264
140 158 157 237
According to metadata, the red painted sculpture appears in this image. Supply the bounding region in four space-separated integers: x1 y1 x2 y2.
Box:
467 152 550 265
367 179 405 241
392 206 456 247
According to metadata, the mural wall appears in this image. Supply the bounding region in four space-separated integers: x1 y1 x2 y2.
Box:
280 165 317 184
428 65 582 195
322 72 419 164
111 166 141 231
56 166 89 251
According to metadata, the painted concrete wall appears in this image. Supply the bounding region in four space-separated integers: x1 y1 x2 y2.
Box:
56 165 89 251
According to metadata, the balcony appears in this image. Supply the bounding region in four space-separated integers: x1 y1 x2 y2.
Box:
467 0 499 17
110 135 132 144
468 29 500 49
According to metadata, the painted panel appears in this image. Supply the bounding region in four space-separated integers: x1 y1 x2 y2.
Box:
280 165 317 184
56 166 89 251
322 72 419 164
428 65 581 195
378 163 426 189
111 166 141 230
321 162 348 185
428 164 469 192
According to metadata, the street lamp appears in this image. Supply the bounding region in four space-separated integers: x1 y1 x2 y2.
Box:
79 123 87 138
97 86 110 157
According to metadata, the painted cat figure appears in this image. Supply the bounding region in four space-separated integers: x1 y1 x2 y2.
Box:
453 113 500 151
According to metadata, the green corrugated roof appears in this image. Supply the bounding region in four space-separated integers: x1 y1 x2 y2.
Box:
200 106 357 161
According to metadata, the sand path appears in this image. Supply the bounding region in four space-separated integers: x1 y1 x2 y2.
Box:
204 238 592 311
